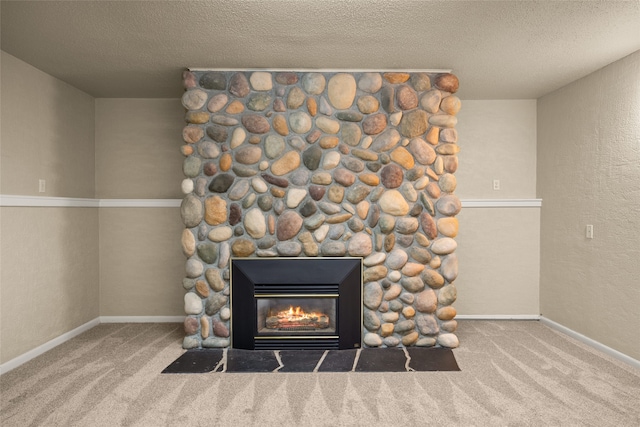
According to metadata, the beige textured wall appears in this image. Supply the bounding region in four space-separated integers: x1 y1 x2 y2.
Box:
456 100 540 315
0 208 99 363
95 98 184 199
456 100 537 199
99 208 185 316
455 208 540 315
538 51 640 360
1 51 95 198
0 53 99 364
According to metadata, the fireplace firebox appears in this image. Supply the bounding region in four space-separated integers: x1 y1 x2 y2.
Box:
231 258 362 350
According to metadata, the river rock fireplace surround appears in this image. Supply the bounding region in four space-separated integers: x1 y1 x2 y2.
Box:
180 70 461 351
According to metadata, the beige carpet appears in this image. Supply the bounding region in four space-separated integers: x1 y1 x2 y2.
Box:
1 320 639 426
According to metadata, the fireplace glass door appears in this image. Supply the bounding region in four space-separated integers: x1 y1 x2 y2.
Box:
256 296 337 336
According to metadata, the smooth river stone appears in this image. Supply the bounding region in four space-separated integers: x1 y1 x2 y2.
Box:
247 93 271 111
380 86 395 113
289 111 312 134
231 239 255 257
301 73 326 94
184 293 202 315
383 72 410 83
440 96 462 115
342 157 365 173
275 72 298 85
390 147 414 169
226 100 244 114
348 232 372 257
440 128 458 143
370 129 401 152
436 144 461 155
302 145 322 171
243 208 266 239
333 168 356 187
197 243 218 264
272 115 289 137
441 254 459 282
415 289 437 313
182 89 208 110
395 217 419 234
199 71 226 90
234 146 262 165
183 156 201 178
362 114 387 135
357 95 379 114
183 125 204 144
327 73 356 109
438 284 457 306
242 115 270 134
380 164 404 189
416 314 439 335
434 73 459 93
185 259 204 278
276 210 303 241
185 111 209 124
271 151 301 176
287 86 306 109
364 333 383 347
410 73 431 91
181 229 196 257
277 241 302 257
420 90 442 114
437 333 460 348
378 190 409 216
419 212 438 240
398 110 428 138
387 249 408 270
409 138 436 165
228 72 250 98
249 71 272 91
364 252 386 267
286 188 307 208
208 226 233 243
181 195 203 227
340 123 361 147
429 114 458 128
396 85 418 110
436 195 462 216
364 310 381 331
358 73 382 93
321 151 340 170
363 282 383 310
321 241 346 256
439 173 457 193
316 116 340 134
422 269 445 288
311 172 332 185
363 266 388 282
437 217 459 237
401 277 425 293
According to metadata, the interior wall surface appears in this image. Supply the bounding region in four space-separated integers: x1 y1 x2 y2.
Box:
455 100 540 315
0 52 99 364
537 50 640 360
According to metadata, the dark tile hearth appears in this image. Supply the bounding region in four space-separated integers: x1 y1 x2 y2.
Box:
162 347 459 373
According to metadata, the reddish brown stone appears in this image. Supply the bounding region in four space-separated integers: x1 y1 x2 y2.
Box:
362 114 388 135
261 173 289 188
396 85 418 110
273 98 286 112
183 126 204 143
213 320 230 337
434 73 459 93
309 185 326 201
380 164 404 189
203 162 217 176
276 211 303 240
275 72 298 85
229 72 250 98
333 168 356 187
420 212 438 239
229 203 242 226
443 156 458 173
183 71 197 89
242 114 270 134
184 317 199 335
306 129 322 144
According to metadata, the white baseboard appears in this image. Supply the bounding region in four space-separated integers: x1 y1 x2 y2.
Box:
456 314 541 320
99 316 184 323
540 316 640 370
0 317 101 375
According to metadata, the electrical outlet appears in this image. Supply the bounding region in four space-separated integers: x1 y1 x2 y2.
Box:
39 179 46 193
586 225 594 239
493 179 500 190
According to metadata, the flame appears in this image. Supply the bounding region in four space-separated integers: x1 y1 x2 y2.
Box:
277 305 324 321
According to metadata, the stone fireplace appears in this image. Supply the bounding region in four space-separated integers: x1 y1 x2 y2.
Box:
179 70 461 350
231 258 361 350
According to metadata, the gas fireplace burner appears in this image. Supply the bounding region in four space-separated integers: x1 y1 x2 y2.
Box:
231 258 362 350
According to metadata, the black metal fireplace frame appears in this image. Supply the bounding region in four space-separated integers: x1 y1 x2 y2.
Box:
230 257 362 350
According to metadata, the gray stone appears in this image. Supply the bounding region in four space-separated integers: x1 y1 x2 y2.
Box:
181 195 203 228
363 309 381 331
209 174 235 193
183 156 201 178
265 134 286 159
228 180 250 201
370 129 401 152
358 73 383 93
410 73 431 91
363 281 383 310
232 165 257 177
441 254 459 282
341 157 365 173
437 334 460 348
321 241 346 256
396 217 419 234
276 241 303 256
380 86 395 113
197 243 218 264
301 73 326 95
258 194 273 211
205 293 228 315
184 292 202 315
303 213 326 230
438 284 457 306
200 72 226 90
395 320 416 333
436 195 462 216
347 217 365 233
318 201 341 215
198 141 221 159
218 243 230 268
387 249 408 269
401 277 425 293
328 224 345 240
183 337 200 349
206 124 228 143
202 337 230 348
346 185 370 204
416 314 439 335
303 145 323 171
364 333 383 347
299 199 317 217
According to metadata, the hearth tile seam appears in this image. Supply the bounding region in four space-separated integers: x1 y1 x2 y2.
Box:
351 349 362 372
313 350 330 372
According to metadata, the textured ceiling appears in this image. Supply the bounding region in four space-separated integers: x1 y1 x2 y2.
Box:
1 0 639 99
